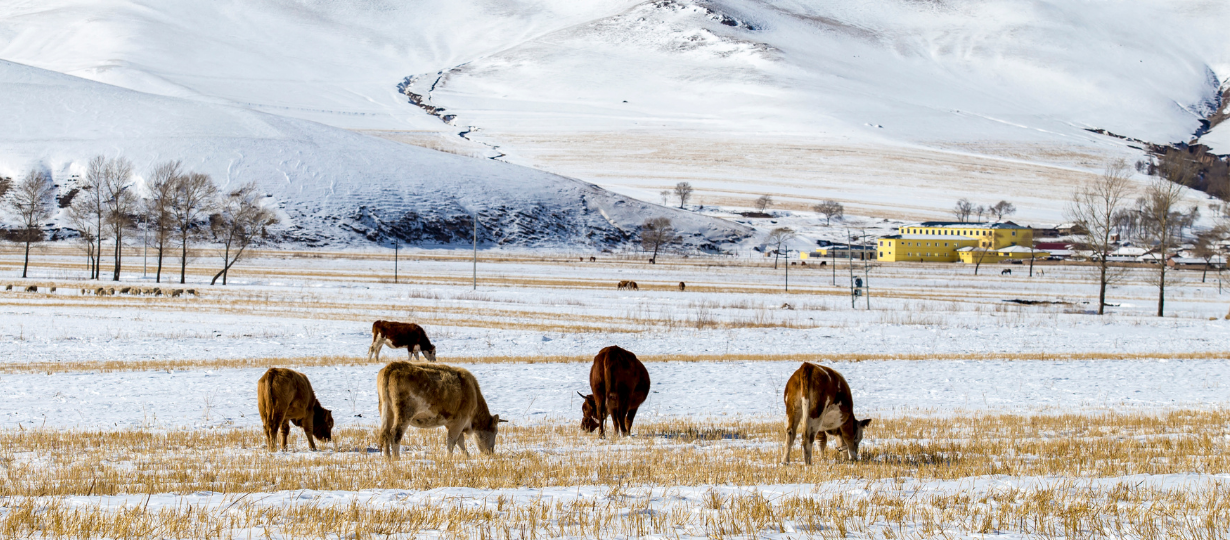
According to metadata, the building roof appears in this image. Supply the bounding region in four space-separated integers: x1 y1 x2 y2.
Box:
885 234 977 240
916 221 1030 230
996 245 1037 253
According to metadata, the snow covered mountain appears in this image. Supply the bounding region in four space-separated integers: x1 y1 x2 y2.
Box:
0 60 750 249
1 0 1227 225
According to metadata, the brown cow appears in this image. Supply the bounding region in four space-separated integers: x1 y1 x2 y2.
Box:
368 320 437 362
376 361 505 459
617 280 639 291
579 345 651 438
782 362 871 464
678 281 686 292
257 368 334 452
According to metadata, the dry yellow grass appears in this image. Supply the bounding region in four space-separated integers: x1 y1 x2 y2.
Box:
2 411 1229 538
6 350 1228 375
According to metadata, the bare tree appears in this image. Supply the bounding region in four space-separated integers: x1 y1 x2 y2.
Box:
765 227 795 270
673 182 694 209
989 200 1017 222
210 182 277 285
973 204 986 222
659 190 671 206
754 195 774 213
639 217 679 263
67 199 99 277
1193 225 1227 283
144 161 181 283
6 170 55 278
82 157 111 279
100 158 137 281
1067 160 1134 314
1141 176 1187 317
170 172 218 284
953 198 974 222
814 200 844 225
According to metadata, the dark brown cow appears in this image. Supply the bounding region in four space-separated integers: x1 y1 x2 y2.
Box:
617 280 639 291
678 282 686 292
368 320 437 362
257 368 334 452
377 361 505 458
782 362 871 464
579 346 651 438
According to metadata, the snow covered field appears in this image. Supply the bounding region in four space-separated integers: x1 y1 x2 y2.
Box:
2 247 1229 537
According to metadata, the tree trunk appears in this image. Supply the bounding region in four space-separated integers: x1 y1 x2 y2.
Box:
155 240 164 283
22 237 31 278
112 231 122 281
1157 262 1166 317
1097 260 1108 315
180 233 188 284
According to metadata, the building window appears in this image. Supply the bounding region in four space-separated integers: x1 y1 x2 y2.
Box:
879 251 884 258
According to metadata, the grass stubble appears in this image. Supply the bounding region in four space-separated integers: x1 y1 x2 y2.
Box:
2 411 1229 538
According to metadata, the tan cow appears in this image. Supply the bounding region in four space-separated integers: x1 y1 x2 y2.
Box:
257 368 334 452
782 362 871 464
369 320 436 362
579 345 651 438
376 361 505 459
617 280 639 291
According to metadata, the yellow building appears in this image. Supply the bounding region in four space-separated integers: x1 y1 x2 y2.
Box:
877 222 1034 263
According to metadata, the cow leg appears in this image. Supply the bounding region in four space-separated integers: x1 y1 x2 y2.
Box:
782 406 800 464
802 423 818 465
301 416 317 451
279 419 291 451
446 425 469 457
624 407 640 437
262 417 278 452
368 333 379 361
816 431 828 456
371 337 385 362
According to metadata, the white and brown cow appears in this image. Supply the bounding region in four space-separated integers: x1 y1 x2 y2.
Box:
368 320 437 362
782 362 872 464
376 361 505 459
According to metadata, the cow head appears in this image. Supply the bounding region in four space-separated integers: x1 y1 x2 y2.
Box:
831 418 872 460
422 344 437 362
578 392 599 433
474 414 507 454
312 403 334 442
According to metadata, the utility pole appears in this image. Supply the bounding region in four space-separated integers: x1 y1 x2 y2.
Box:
393 238 399 284
784 248 790 292
862 229 870 310
472 211 478 291
142 215 148 278
847 230 856 308
831 245 836 286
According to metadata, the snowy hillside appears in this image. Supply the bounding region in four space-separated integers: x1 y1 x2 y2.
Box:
1 0 1228 223
0 60 750 249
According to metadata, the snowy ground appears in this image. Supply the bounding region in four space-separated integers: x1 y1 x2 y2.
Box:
2 247 1229 537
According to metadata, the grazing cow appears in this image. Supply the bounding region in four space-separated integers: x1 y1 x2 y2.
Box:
24 286 36 293
48 286 56 293
648 258 655 264
617 280 639 291
377 361 505 459
170 289 183 298
186 289 198 296
579 345 651 438
257 368 334 452
152 288 163 296
589 256 596 262
369 320 437 362
119 287 132 294
819 261 827 266
678 281 686 292
579 257 584 262
1001 269 1012 275
782 362 871 464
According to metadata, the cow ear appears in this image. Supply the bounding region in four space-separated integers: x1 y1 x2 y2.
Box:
494 414 509 423
859 418 872 428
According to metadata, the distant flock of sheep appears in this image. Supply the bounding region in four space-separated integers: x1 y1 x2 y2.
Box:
262 320 871 465
2 283 197 297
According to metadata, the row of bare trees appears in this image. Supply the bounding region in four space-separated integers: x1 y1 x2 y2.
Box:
1068 158 1224 317
3 156 276 285
953 199 1016 222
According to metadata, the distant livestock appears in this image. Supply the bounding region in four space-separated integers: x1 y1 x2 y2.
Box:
579 345 651 438
617 280 639 291
589 256 596 262
24 286 36 293
782 362 871 464
257 368 334 452
377 361 505 458
369 320 437 362
1001 269 1012 275
678 282 686 292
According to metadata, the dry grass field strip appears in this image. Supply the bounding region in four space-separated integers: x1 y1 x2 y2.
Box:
2 411 1228 538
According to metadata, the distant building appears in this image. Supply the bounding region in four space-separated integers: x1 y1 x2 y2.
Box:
877 221 1034 263
814 244 877 260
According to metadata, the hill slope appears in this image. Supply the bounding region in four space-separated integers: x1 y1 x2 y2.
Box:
0 60 750 249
